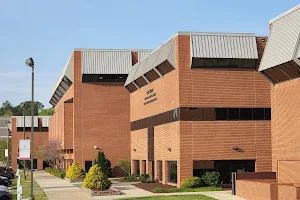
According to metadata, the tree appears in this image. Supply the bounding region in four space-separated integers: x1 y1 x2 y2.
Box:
35 140 61 168
94 151 112 177
0 101 13 116
66 161 84 180
83 164 111 190
3 110 14 116
39 108 54 116
118 159 131 176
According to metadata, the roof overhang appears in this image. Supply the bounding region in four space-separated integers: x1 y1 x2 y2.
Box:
259 5 300 84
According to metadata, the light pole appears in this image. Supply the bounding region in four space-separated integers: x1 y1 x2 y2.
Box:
21 103 26 180
5 121 10 168
25 58 34 200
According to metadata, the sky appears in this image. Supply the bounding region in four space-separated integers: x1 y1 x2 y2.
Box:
0 0 299 108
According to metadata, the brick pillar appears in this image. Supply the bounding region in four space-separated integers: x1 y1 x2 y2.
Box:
163 160 168 185
178 159 193 188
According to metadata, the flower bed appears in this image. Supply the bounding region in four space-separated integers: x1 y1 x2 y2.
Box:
82 186 121 196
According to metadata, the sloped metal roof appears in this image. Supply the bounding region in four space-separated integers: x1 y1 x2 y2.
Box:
259 5 300 72
191 32 258 59
138 51 152 62
125 37 176 86
12 116 51 128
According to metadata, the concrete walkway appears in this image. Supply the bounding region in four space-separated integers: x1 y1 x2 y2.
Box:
33 171 93 200
34 171 245 200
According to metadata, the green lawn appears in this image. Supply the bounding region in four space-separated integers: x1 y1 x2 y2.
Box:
152 187 223 193
123 194 216 200
11 171 47 200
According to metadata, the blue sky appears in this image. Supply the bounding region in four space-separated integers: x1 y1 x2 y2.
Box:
0 0 298 108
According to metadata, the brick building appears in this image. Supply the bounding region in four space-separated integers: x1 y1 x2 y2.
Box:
11 116 50 170
236 5 300 200
48 49 151 177
125 32 271 187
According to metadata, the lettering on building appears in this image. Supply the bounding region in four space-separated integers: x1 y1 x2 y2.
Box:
144 89 157 105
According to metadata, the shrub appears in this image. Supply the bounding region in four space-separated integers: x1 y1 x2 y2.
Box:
66 161 84 180
94 151 112 177
83 164 111 190
202 171 220 186
140 173 150 183
118 159 131 176
152 188 167 193
45 167 66 179
124 174 137 182
181 177 202 188
237 169 246 173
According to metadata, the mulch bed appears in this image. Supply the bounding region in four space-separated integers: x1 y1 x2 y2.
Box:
134 181 176 192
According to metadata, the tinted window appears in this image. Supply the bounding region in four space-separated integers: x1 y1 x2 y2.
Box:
228 108 239 120
265 108 271 120
253 108 265 120
215 108 227 120
240 108 253 120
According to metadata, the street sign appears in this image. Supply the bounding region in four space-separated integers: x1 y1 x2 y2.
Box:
19 140 30 160
4 149 8 157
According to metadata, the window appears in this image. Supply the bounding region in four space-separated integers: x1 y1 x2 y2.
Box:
133 160 140 176
240 108 253 120
228 108 239 120
85 161 93 173
253 108 264 120
168 161 177 183
265 108 271 120
215 108 227 120
157 161 163 181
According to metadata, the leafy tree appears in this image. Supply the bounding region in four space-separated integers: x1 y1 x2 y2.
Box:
35 140 61 168
0 101 13 116
3 110 14 116
118 159 131 176
94 151 112 177
83 164 111 190
39 108 54 116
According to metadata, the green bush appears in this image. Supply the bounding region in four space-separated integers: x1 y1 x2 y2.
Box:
45 167 65 179
202 171 220 186
124 174 137 182
83 164 111 190
66 161 84 180
237 169 246 173
94 151 112 177
181 177 202 188
118 159 131 176
140 173 150 183
152 188 167 193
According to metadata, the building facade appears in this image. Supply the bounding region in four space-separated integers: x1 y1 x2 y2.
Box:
11 116 50 170
48 49 151 177
125 32 272 187
236 5 300 200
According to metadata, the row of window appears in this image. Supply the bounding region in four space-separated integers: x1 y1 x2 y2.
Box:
16 127 48 132
215 108 271 120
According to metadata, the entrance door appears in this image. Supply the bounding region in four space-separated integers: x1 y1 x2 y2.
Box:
85 161 93 173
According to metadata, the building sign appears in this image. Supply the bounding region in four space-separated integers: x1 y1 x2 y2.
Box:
19 140 30 160
144 89 157 105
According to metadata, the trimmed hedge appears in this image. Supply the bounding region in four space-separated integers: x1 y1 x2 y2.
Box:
181 177 202 188
45 167 66 179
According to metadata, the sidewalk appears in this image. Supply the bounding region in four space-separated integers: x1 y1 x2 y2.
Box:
33 171 93 200
34 171 244 200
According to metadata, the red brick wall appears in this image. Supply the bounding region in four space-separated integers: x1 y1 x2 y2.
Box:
11 118 49 170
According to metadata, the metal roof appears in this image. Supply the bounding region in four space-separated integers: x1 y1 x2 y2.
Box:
191 32 258 59
82 50 132 74
125 36 176 86
12 116 51 128
49 53 74 107
138 51 152 62
259 5 300 72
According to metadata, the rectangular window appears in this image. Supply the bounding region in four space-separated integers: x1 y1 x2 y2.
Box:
133 160 140 176
240 108 253 120
253 108 265 120
85 161 93 173
228 108 239 120
265 108 271 120
215 108 227 120
157 161 163 181
202 108 215 120
168 161 177 183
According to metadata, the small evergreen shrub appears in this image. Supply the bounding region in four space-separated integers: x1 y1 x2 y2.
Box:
124 174 137 181
45 167 65 179
140 173 150 183
66 161 84 180
94 151 112 177
83 164 111 190
202 171 220 186
181 177 202 188
152 188 167 193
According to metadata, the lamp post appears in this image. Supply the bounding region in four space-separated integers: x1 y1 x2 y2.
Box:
25 58 34 200
21 103 26 180
5 121 10 168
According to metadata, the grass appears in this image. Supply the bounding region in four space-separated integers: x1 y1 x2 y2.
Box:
11 171 47 200
152 187 223 193
122 194 216 200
